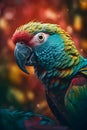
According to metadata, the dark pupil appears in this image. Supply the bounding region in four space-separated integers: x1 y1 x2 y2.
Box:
39 35 43 40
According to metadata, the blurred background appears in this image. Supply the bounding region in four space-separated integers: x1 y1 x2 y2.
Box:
0 0 87 119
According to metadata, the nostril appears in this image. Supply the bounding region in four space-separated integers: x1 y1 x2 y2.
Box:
20 41 25 45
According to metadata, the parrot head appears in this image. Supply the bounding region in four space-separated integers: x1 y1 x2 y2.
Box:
12 22 79 75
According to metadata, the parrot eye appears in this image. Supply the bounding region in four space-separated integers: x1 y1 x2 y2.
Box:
38 33 45 42
36 32 49 43
30 32 49 46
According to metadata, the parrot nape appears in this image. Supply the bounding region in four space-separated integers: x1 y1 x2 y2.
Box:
1 22 87 130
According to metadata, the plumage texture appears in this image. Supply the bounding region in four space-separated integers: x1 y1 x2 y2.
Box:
11 22 87 130
0 108 66 130
14 22 87 78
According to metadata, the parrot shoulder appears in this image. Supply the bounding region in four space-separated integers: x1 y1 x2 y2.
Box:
65 74 87 129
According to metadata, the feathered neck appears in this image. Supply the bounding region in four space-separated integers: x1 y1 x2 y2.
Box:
34 56 87 92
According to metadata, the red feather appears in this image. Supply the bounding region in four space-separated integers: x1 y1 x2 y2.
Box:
12 31 33 45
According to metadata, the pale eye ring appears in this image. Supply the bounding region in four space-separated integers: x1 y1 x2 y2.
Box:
30 32 49 46
38 33 45 42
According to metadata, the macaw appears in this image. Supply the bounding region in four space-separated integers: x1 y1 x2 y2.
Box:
2 22 87 130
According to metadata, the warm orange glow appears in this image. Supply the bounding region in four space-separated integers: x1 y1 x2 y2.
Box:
80 39 87 52
44 9 58 20
73 15 83 31
36 100 48 109
0 18 10 34
27 91 35 100
67 26 73 34
9 88 25 103
7 39 15 50
80 0 87 10
9 64 23 84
